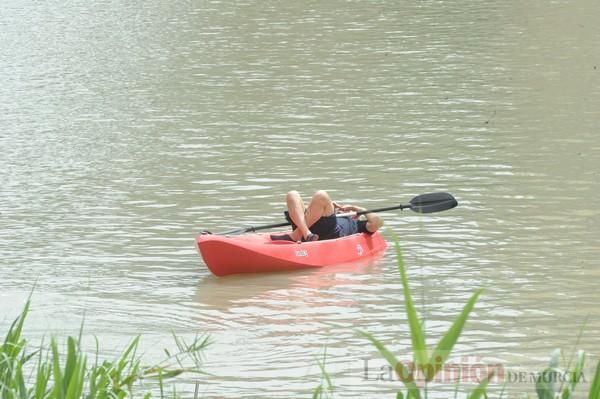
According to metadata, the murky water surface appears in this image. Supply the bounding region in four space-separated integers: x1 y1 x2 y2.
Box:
1 1 599 397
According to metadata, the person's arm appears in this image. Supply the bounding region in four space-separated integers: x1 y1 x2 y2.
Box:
335 202 384 233
335 204 365 213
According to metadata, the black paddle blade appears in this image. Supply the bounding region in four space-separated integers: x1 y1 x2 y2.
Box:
409 192 458 214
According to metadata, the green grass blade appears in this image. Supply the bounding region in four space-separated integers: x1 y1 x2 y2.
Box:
0 300 31 399
34 346 50 399
50 338 64 398
159 368 165 399
2 300 30 360
407 391 420 399
588 360 600 399
393 238 428 373
315 347 333 394
467 371 494 399
536 367 562 399
535 349 562 399
428 289 483 381
358 330 422 399
64 336 77 392
312 384 323 399
90 361 112 399
0 297 210 399
65 353 86 399
536 379 555 399
562 316 588 389
14 361 26 398
117 336 140 374
561 350 585 398
88 336 101 397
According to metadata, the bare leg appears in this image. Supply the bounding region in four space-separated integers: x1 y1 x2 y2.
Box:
286 190 335 241
285 190 308 241
304 190 335 227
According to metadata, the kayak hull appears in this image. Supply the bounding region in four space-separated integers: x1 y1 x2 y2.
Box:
196 232 387 276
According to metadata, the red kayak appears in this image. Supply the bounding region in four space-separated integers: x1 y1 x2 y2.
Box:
196 232 387 276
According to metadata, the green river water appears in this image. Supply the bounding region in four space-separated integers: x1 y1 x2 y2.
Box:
1 1 599 397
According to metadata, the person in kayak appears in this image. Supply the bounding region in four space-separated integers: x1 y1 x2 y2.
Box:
270 190 383 242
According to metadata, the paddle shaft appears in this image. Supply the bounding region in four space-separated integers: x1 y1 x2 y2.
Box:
218 204 410 235
208 192 457 235
338 204 411 217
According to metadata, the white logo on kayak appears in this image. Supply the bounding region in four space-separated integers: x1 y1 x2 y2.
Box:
295 249 308 257
356 244 364 256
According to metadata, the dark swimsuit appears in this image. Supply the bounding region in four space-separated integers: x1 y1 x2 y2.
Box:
284 212 371 240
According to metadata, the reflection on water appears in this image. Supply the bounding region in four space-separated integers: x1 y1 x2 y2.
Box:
1 0 599 397
194 254 385 309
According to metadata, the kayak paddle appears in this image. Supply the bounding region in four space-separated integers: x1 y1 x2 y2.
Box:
205 192 458 235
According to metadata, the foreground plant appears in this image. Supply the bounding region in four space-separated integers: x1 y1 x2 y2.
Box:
589 360 600 399
356 236 600 399
0 298 210 399
533 347 600 399
358 236 488 399
312 347 334 399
